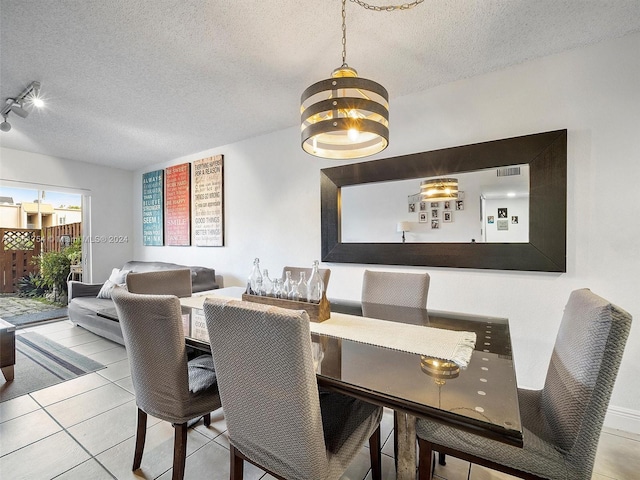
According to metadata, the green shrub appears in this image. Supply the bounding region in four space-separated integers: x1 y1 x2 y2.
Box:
17 273 47 298
37 237 82 295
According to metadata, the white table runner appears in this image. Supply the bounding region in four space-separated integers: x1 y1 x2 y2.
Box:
183 291 477 368
310 312 477 368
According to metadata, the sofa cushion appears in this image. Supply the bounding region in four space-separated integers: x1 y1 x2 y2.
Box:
69 297 116 315
121 261 218 293
97 268 131 299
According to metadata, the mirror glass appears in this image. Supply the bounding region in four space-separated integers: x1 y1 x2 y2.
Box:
340 164 529 243
320 130 567 272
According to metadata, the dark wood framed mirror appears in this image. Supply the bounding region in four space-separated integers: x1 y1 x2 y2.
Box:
320 129 567 272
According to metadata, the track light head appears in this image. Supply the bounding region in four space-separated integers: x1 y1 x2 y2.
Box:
0 81 44 132
0 116 11 132
10 101 30 118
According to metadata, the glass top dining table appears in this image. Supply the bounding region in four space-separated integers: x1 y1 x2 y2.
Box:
180 287 523 451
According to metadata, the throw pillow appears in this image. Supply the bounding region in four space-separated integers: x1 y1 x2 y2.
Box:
97 268 131 299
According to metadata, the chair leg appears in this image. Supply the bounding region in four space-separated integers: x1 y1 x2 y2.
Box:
368 425 382 480
133 408 147 470
417 437 434 480
172 422 188 480
204 412 211 427
438 452 446 465
393 411 399 470
230 444 244 480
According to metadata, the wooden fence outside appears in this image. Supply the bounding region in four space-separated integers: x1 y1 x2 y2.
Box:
42 222 82 253
0 228 42 293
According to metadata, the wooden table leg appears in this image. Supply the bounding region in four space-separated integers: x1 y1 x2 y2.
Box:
396 412 417 480
1 365 14 382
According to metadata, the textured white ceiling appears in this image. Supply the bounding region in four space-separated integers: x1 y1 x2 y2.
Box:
1 0 640 171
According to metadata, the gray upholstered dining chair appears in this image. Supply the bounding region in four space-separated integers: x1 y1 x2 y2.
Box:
203 297 383 480
416 288 632 480
111 286 221 480
361 269 430 310
125 268 193 297
361 268 431 466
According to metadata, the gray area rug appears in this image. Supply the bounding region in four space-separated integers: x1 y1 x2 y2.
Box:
0 332 105 402
4 307 69 327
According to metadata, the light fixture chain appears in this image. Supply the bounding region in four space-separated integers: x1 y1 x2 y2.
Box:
341 0 423 66
341 0 348 67
349 0 424 11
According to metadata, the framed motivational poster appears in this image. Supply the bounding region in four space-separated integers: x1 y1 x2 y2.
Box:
192 155 224 246
142 169 164 246
164 163 191 246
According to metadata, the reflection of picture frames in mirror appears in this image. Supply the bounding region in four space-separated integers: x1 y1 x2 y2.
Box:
409 203 416 213
443 201 451 210
430 202 439 208
497 219 509 230
419 212 428 223
511 216 519 224
498 207 507 218
456 200 464 210
487 215 495 224
431 209 438 218
419 202 427 211
457 191 465 200
443 211 452 223
431 219 440 229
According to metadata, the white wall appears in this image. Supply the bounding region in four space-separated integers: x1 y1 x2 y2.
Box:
0 148 134 281
134 32 640 430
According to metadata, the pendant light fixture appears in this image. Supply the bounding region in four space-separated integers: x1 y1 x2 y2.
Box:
300 0 423 159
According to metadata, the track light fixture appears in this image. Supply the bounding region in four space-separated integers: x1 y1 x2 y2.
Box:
0 81 44 133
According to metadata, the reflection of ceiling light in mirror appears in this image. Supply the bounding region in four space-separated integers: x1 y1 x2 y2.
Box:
507 192 516 197
420 178 459 202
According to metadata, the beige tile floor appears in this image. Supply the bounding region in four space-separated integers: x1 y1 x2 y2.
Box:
1 319 639 480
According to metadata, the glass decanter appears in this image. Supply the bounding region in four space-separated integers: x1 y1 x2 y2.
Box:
288 281 300 301
246 258 262 295
297 271 308 302
282 271 293 298
307 260 324 303
260 269 274 297
273 278 283 298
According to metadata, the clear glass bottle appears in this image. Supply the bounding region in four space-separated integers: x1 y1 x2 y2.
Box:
247 258 262 295
297 271 308 302
261 269 274 297
273 278 282 298
307 260 324 303
288 281 300 301
282 271 293 298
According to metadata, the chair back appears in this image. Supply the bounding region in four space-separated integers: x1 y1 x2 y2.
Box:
541 288 631 472
361 270 430 308
111 286 193 423
126 269 192 297
203 298 329 479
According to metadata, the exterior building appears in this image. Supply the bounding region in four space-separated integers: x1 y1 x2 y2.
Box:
0 200 82 229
